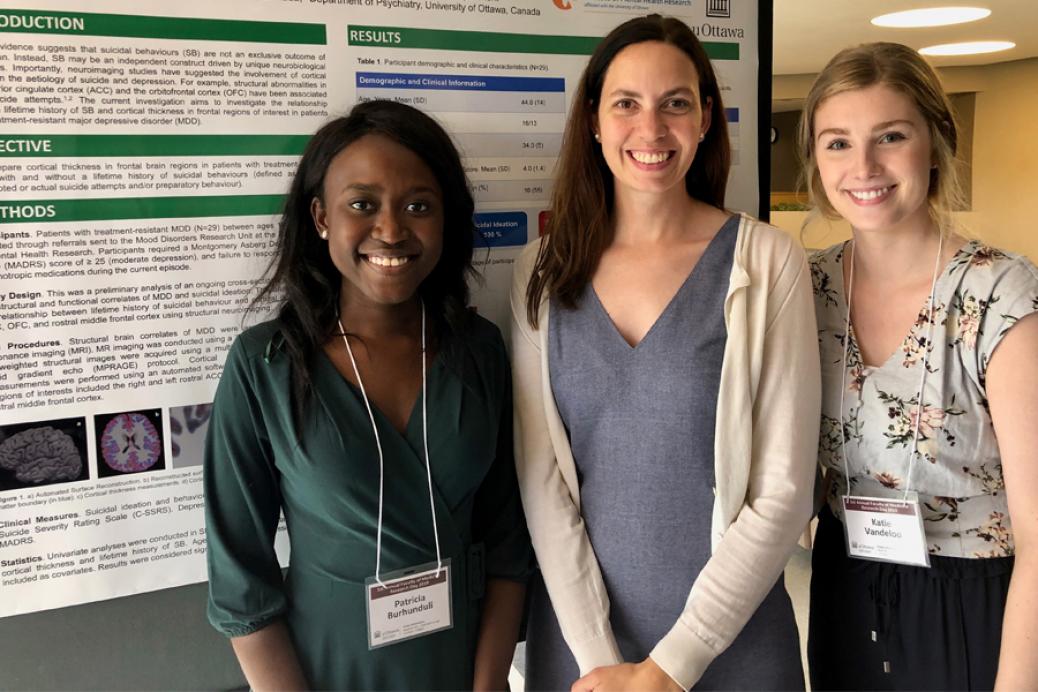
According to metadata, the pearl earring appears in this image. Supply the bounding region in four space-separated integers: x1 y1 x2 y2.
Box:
698 133 705 141
320 230 328 239
594 132 600 141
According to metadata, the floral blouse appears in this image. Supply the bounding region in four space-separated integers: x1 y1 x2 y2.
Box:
811 241 1038 558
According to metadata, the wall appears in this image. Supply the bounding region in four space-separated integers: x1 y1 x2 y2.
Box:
966 58 1038 258
0 584 245 690
769 110 802 193
771 58 1038 260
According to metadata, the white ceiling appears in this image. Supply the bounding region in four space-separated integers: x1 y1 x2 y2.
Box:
773 0 1038 75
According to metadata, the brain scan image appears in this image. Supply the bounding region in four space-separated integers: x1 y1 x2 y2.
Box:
169 403 212 468
0 418 88 490
0 426 83 484
97 411 163 475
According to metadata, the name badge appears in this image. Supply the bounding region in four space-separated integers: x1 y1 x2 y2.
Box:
366 559 453 649
842 495 931 568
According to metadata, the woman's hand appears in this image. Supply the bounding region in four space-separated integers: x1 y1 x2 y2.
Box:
571 658 682 692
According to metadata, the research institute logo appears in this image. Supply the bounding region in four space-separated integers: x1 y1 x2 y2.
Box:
705 0 730 18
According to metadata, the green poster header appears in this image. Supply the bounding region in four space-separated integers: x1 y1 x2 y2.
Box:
347 25 739 59
349 25 599 55
0 10 325 44
0 135 310 157
0 195 286 224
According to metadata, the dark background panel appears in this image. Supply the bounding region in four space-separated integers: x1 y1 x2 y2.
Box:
0 584 245 690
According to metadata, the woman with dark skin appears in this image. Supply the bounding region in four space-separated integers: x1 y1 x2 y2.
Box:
204 100 531 690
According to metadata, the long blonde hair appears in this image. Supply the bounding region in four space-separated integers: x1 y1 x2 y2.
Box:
798 42 965 234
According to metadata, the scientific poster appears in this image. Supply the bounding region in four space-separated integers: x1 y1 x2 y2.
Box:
0 0 762 616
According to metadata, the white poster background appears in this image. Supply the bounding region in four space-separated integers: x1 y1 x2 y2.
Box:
0 0 760 616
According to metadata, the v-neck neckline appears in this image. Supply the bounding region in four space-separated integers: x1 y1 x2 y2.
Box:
317 347 441 441
841 240 976 373
590 215 736 352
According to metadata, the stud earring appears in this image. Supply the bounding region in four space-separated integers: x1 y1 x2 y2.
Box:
320 230 328 239
698 133 705 142
594 132 600 141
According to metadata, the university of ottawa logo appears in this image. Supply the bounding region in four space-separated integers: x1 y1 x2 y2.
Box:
552 0 573 9
706 0 730 18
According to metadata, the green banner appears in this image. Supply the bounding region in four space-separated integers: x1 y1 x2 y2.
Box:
347 25 738 59
0 195 286 224
0 135 310 158
0 10 325 44
704 41 739 60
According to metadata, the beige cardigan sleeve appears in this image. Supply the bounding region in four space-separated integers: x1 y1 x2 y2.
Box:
509 241 624 674
650 227 821 689
510 226 821 689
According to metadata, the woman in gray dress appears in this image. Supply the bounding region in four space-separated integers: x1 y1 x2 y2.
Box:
510 14 820 691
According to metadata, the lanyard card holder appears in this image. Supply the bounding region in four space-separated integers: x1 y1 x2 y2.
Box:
365 559 453 649
842 494 931 568
342 303 454 649
836 238 940 571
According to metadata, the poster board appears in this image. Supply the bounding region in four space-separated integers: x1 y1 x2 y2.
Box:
0 2 770 679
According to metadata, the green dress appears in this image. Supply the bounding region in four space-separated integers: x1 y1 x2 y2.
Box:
204 317 531 690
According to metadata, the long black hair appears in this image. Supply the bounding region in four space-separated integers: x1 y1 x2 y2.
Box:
250 100 477 421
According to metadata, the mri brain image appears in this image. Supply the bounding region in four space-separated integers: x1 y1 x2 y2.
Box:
0 425 83 485
169 403 212 468
99 412 163 473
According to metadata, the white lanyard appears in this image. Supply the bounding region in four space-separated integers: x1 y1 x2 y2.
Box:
838 233 944 498
338 302 442 587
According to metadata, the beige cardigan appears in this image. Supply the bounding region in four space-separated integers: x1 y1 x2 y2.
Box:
509 214 821 689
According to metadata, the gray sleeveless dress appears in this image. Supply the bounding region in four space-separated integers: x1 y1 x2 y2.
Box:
525 216 803 690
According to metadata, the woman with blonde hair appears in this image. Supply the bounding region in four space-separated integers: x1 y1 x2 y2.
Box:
511 14 820 691
803 42 1038 690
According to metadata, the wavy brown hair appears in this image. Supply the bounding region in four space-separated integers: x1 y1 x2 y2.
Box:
525 14 731 325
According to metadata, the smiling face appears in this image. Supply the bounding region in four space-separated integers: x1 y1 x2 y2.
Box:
593 40 711 200
813 83 935 236
311 133 444 311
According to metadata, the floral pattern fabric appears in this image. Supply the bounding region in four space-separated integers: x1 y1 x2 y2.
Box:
811 240 1038 557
